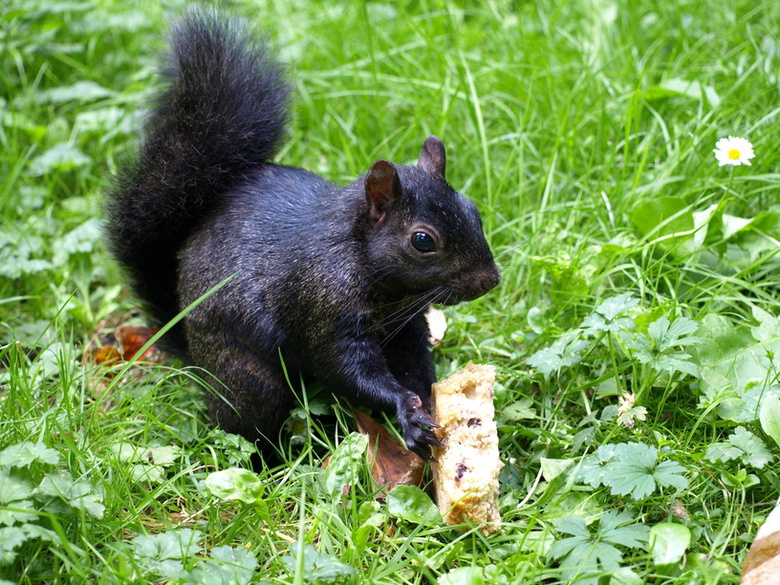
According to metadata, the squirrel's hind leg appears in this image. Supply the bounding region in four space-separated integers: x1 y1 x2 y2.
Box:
189 329 296 456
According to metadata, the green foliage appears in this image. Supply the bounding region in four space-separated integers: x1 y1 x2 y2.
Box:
130 529 258 585
185 546 258 585
204 467 266 505
580 293 638 336
695 307 780 421
322 432 368 499
576 442 689 499
622 316 701 376
648 523 692 567
0 442 103 567
386 485 441 526
548 511 650 585
438 566 488 585
526 334 590 379
705 427 773 469
280 543 357 583
760 395 780 448
130 529 204 578
112 442 182 483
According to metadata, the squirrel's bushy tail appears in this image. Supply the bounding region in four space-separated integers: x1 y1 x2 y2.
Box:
107 9 290 350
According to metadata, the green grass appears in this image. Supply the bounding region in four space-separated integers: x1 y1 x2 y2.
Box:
2 0 780 583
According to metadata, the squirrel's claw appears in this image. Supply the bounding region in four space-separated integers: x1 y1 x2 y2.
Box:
405 428 441 460
398 393 442 460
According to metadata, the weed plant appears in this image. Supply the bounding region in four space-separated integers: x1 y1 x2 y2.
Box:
2 0 780 583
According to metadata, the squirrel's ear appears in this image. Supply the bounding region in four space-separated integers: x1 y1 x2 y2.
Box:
366 159 402 224
418 135 446 178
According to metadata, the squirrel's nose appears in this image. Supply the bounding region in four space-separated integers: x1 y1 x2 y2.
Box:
480 265 501 293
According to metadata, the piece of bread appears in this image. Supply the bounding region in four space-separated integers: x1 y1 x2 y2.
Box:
431 362 502 535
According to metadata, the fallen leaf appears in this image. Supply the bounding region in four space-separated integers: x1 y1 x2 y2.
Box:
117 326 158 361
91 346 122 367
742 503 780 584
85 323 162 405
348 405 425 494
671 499 691 522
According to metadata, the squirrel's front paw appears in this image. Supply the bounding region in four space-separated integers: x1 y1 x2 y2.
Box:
398 393 441 460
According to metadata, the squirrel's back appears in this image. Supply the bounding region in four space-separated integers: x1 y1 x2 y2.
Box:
106 9 291 350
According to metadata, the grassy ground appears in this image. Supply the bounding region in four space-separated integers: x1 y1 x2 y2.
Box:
2 0 780 583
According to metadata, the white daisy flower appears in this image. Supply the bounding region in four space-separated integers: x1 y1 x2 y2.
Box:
713 136 755 166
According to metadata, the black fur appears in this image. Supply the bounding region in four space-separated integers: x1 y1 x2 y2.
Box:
106 10 500 458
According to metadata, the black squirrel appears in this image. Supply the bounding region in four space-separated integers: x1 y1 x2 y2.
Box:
106 10 500 458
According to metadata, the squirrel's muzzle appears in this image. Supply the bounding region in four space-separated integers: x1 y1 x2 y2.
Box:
440 261 500 305
479 264 501 295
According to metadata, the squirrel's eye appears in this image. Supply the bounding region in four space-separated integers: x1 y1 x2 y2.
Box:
411 231 436 253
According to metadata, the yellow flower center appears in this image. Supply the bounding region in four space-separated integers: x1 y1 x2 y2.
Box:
728 148 741 160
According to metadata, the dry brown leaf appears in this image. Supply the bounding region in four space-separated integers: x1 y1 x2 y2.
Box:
742 503 780 584
671 499 691 522
87 325 160 368
86 324 162 404
90 346 122 367
116 326 159 361
348 405 425 494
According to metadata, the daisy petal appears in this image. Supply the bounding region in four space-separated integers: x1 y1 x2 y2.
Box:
713 136 755 167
